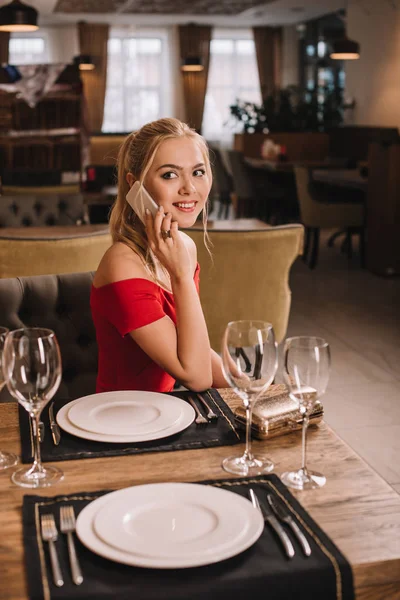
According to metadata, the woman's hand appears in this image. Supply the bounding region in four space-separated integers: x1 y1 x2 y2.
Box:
145 206 192 282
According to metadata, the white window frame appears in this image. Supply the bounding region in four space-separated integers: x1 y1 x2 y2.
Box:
9 31 49 64
103 27 171 133
202 28 261 146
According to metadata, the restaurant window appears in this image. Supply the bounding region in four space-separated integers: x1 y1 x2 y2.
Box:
102 34 165 133
202 31 261 145
8 35 48 65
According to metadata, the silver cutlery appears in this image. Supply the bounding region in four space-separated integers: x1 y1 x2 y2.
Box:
248 488 295 559
49 402 61 445
267 494 311 557
196 393 218 421
40 514 64 587
60 505 84 585
187 396 208 424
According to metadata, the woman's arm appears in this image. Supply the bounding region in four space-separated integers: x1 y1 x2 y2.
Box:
211 348 229 388
130 209 212 391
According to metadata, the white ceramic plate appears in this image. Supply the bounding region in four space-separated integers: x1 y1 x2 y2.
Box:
67 391 184 436
56 395 195 443
76 483 264 569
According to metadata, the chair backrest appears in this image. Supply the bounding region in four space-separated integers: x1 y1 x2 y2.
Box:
184 224 304 349
0 194 86 227
209 147 233 198
225 150 255 200
294 167 364 229
2 184 80 196
0 271 97 402
0 231 111 278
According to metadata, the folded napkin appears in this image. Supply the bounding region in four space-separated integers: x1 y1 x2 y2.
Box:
23 474 354 600
18 390 242 463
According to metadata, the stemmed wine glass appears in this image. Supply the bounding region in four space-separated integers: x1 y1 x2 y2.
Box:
221 320 278 476
3 328 64 488
281 336 331 491
0 327 19 470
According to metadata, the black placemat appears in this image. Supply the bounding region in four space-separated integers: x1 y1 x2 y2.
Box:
19 390 242 463
23 475 354 600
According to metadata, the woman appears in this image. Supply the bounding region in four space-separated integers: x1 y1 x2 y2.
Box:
91 118 227 393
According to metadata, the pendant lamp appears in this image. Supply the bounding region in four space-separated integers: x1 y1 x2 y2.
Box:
0 0 38 32
330 37 360 60
330 3 360 60
181 56 204 72
73 54 95 71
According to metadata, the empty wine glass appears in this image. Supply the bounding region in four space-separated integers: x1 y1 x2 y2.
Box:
281 336 331 491
3 328 63 488
221 320 278 476
0 327 19 470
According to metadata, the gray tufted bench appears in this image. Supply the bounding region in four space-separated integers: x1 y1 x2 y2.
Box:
0 271 97 403
0 194 87 227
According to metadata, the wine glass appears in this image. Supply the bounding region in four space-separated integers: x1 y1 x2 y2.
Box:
221 320 278 476
3 328 63 488
281 336 331 491
0 327 19 470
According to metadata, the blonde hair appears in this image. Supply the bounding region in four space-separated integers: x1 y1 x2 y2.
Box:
109 117 212 282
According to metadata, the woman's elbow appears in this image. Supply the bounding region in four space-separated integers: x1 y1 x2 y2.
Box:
183 373 213 393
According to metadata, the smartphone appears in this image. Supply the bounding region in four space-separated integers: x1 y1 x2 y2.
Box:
126 181 159 223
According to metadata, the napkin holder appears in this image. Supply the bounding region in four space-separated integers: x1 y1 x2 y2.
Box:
232 385 323 440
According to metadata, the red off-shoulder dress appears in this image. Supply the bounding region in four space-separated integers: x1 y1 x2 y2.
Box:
90 264 200 393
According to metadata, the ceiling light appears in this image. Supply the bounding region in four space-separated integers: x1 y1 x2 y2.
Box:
73 54 95 71
330 38 360 60
181 57 204 72
0 0 38 32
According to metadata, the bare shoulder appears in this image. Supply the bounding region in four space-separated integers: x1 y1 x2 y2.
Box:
93 242 149 288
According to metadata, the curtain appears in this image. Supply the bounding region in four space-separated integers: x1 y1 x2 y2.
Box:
178 24 211 133
78 22 109 133
0 32 10 64
253 26 283 101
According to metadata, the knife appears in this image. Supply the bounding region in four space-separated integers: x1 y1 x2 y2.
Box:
49 402 61 446
249 488 295 559
267 494 311 557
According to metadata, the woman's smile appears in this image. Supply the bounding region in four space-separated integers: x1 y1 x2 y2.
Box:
173 201 198 213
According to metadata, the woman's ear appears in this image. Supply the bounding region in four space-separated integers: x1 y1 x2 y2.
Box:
126 172 136 188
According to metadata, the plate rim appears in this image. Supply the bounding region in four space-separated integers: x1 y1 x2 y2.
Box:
76 482 264 569
93 481 253 558
67 392 184 436
56 394 195 443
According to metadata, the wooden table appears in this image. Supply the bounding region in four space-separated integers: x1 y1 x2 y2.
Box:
0 395 399 600
245 157 349 173
190 219 270 231
0 224 109 240
312 169 368 192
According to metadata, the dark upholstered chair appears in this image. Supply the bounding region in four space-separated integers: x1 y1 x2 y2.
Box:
0 194 87 227
0 271 97 403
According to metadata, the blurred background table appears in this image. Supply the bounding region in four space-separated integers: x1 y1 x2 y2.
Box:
312 169 368 191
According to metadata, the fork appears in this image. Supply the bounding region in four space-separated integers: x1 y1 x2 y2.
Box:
196 393 218 421
60 505 84 585
187 396 208 424
40 514 64 587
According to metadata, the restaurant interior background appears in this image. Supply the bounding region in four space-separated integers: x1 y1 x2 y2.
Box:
0 0 399 496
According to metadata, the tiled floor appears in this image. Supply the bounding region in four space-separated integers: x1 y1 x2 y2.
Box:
284 228 400 494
